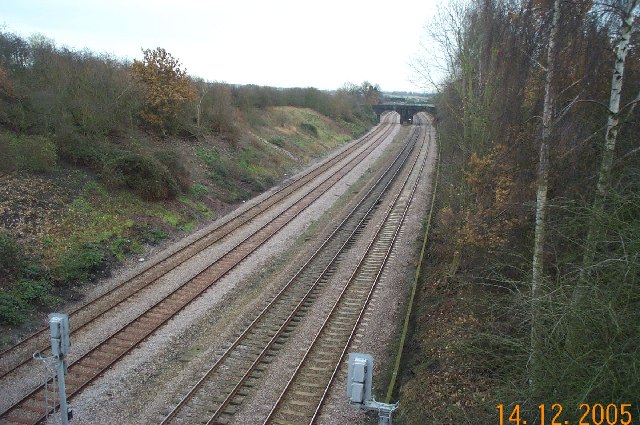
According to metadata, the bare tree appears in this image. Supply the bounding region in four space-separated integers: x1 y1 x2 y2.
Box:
581 0 640 275
530 0 561 388
193 78 209 129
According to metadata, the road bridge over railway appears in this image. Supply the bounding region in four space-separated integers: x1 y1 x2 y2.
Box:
372 104 435 124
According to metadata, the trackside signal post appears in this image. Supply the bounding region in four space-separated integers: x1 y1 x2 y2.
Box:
346 353 398 425
48 313 72 425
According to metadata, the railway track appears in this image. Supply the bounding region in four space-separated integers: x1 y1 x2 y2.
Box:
157 122 428 425
0 117 400 425
264 120 430 425
0 122 393 382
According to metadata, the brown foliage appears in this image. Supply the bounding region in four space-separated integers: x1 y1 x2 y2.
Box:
132 48 196 134
404 0 640 418
460 145 526 251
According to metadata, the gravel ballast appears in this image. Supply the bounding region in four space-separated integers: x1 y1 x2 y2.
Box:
35 121 404 424
9 116 438 425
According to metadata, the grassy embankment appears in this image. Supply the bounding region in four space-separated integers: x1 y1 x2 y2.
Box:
0 105 371 342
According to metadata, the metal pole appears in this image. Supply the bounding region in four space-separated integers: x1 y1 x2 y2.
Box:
49 313 70 425
56 355 69 425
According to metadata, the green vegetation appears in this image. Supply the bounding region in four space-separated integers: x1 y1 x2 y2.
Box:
0 278 58 326
188 183 209 198
299 122 319 137
106 152 180 201
0 133 57 173
0 30 376 330
399 0 640 423
179 196 214 219
0 233 60 325
0 231 23 276
53 242 109 285
268 136 285 147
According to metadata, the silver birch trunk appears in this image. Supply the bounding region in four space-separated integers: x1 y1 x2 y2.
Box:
196 87 206 129
582 0 639 275
530 0 560 389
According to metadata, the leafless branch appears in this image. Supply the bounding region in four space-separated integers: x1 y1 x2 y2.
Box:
616 144 640 162
554 94 582 125
557 124 608 161
558 78 584 98
520 46 547 72
620 87 640 116
575 99 611 111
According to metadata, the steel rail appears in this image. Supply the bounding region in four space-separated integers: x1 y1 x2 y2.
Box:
384 112 438 403
209 129 421 425
308 122 431 424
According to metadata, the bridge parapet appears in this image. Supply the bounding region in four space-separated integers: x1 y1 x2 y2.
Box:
371 104 435 124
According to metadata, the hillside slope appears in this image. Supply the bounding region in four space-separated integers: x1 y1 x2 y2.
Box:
0 105 372 342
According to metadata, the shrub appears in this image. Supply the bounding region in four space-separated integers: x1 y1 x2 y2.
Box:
188 183 209 198
268 136 285 147
0 234 58 325
15 278 53 305
0 232 23 278
55 133 111 168
195 147 221 167
0 133 57 172
106 152 179 200
0 291 29 325
154 149 190 191
18 135 57 172
143 227 168 244
53 242 108 286
56 138 183 200
300 122 319 137
110 237 143 261
0 278 58 325
0 136 12 171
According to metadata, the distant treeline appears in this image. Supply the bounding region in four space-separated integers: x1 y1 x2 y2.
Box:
0 31 376 140
0 29 382 206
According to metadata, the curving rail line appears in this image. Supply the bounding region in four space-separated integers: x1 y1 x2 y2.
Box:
264 120 431 425
158 117 420 425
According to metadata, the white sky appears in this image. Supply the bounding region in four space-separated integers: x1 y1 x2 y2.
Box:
1 0 439 92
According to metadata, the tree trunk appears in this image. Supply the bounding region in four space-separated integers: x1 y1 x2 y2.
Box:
196 85 207 129
581 0 639 276
530 0 560 390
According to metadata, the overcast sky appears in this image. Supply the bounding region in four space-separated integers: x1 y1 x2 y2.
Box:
1 0 438 92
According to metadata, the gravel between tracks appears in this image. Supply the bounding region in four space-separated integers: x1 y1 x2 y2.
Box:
31 119 440 425
34 122 405 425
230 119 437 425
1 129 382 417
315 122 437 424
